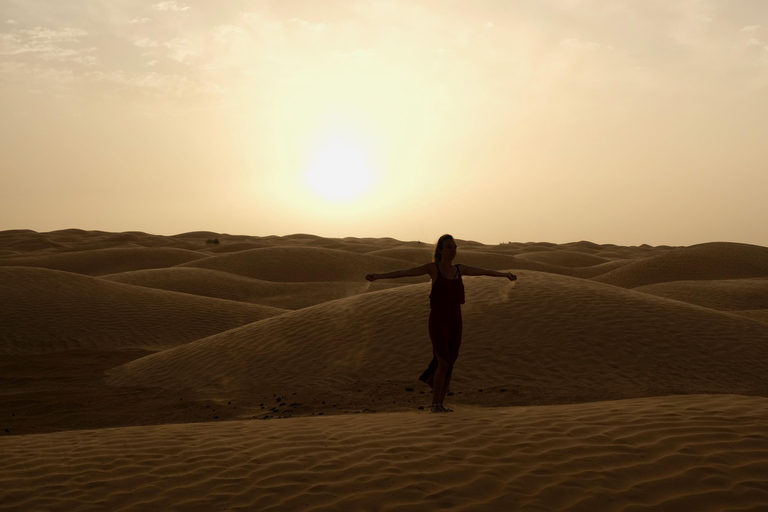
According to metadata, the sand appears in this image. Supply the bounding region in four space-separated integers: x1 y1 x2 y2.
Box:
1 230 768 511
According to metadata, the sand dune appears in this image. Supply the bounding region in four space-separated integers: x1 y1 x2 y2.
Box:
367 246 435 263
515 249 609 267
108 271 768 408
3 229 768 512
0 267 286 354
180 246 419 282
102 267 406 309
593 242 768 288
204 241 272 253
0 246 207 276
636 278 768 311
733 309 768 323
1 394 766 512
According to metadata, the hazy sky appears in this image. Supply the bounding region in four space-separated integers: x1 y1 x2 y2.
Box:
2 0 767 246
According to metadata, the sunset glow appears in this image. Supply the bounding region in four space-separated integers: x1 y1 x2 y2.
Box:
1 1 767 245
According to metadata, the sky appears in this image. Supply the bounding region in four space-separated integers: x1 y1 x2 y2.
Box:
1 0 767 246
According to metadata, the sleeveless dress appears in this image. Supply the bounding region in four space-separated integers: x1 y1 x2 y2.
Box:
418 263 465 388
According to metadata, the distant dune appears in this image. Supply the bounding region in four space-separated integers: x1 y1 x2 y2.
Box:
592 242 768 288
0 247 207 276
102 267 405 310
0 266 285 354
2 228 767 511
179 246 418 282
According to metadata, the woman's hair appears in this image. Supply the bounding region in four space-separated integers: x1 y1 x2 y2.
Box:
433 234 455 263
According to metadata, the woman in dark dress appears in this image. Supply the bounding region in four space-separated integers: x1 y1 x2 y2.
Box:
366 234 517 413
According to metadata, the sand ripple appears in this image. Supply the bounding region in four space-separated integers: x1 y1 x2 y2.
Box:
1 395 766 512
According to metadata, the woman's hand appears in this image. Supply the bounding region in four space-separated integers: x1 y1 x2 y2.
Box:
507 272 517 281
365 274 378 282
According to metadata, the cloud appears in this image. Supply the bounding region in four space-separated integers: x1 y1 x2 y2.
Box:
134 38 160 48
741 25 761 32
151 1 190 12
145 59 158 67
0 26 97 65
18 26 88 41
212 24 249 44
163 38 198 63
128 17 153 24
133 37 198 63
561 37 600 50
7 19 18 24
287 18 326 32
89 70 226 97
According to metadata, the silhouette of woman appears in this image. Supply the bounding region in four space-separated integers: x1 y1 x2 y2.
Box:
366 234 517 413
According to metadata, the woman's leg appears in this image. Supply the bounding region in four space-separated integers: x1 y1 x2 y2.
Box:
439 370 452 405
431 354 450 406
438 320 461 407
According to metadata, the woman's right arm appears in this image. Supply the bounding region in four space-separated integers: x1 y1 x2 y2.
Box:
366 263 433 282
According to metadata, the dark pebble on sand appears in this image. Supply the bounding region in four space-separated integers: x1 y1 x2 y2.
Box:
276 397 282 402
405 387 414 392
417 406 424 410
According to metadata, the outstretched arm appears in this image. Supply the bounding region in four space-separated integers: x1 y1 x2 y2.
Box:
366 263 433 282
459 265 517 281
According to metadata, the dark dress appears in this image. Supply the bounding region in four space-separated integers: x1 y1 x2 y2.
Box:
419 263 465 388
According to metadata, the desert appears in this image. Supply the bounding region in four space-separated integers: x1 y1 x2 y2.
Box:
1 229 768 511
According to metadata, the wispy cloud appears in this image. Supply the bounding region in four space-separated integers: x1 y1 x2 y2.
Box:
134 38 161 48
152 2 190 12
287 18 326 32
7 19 18 25
561 37 601 50
88 70 225 97
741 25 761 32
0 26 98 65
133 37 198 63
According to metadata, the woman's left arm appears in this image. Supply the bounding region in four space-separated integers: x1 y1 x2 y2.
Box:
459 265 517 281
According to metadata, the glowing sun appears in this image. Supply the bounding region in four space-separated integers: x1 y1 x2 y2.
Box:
304 134 376 202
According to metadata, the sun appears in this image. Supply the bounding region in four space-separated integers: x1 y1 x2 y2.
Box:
304 134 377 202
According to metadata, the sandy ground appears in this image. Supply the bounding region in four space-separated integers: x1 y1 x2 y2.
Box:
2 229 768 511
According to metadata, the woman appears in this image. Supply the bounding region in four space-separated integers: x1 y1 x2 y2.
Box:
366 234 517 413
